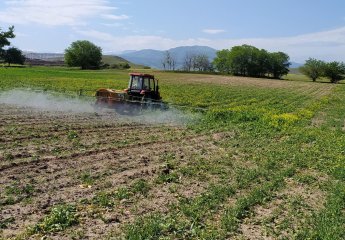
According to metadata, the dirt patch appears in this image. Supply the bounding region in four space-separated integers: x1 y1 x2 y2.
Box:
159 73 335 96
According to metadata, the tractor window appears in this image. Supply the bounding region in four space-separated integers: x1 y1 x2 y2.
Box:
150 78 155 91
131 76 142 90
143 77 150 90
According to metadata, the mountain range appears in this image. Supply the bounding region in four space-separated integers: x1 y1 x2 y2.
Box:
119 46 217 69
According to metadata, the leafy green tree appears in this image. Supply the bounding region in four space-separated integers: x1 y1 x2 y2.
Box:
213 49 231 74
256 49 271 77
65 40 102 70
268 52 290 79
227 45 259 76
323 61 345 83
3 47 25 66
0 26 15 59
299 58 325 82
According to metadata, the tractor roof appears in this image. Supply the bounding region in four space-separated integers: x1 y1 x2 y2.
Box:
129 73 154 78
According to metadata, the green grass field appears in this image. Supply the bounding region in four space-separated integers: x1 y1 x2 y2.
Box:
0 67 344 239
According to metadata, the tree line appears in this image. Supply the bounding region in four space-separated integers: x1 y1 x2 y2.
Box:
162 45 345 83
162 45 290 79
161 51 213 72
213 45 290 79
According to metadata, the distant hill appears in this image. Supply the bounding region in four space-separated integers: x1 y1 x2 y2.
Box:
102 55 148 68
24 52 64 61
119 46 217 69
119 49 164 69
102 55 129 65
23 52 145 68
290 61 303 68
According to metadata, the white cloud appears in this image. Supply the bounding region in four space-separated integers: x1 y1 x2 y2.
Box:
101 22 124 27
101 14 129 20
0 0 118 26
76 26 345 62
202 29 226 34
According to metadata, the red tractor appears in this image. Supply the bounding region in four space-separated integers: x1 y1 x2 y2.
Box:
95 73 165 114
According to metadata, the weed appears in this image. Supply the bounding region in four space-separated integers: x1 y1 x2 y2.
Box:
297 183 345 240
92 192 115 208
79 171 98 185
221 172 288 235
1 183 35 206
294 174 317 185
178 185 236 222
4 152 15 161
168 184 178 193
114 187 131 200
123 214 169 240
31 204 78 233
67 130 78 140
0 217 15 229
131 179 150 196
70 229 86 240
156 172 180 184
160 152 176 162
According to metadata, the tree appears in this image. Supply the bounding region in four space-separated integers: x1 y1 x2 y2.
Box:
256 49 270 77
323 61 345 83
299 58 325 82
182 53 213 72
0 26 15 59
162 51 176 70
3 47 25 66
227 45 254 76
268 52 290 79
213 49 231 74
64 40 102 69
182 52 195 71
193 54 212 71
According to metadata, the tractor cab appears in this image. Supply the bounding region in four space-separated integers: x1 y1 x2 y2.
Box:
126 73 161 101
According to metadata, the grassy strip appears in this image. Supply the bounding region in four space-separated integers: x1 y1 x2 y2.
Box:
118 164 294 239
220 168 295 238
297 182 345 240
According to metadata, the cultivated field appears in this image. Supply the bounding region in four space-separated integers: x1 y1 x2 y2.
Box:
0 67 344 239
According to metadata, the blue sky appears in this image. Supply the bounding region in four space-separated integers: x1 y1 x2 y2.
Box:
1 0 345 62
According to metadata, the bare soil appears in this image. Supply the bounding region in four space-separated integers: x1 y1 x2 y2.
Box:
0 104 222 239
